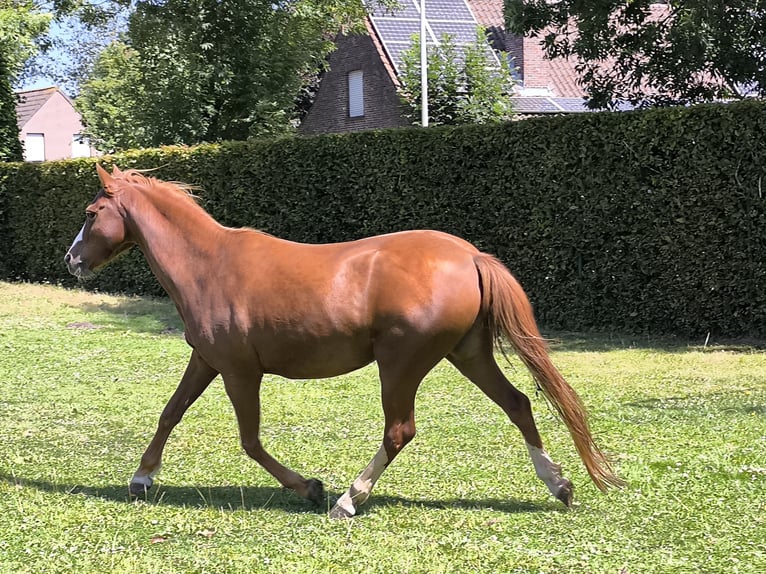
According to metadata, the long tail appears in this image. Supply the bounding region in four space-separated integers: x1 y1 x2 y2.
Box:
474 253 624 491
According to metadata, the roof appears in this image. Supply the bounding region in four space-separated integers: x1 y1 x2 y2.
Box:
466 0 585 100
513 97 589 114
15 86 74 129
365 17 399 87
467 0 504 28
363 0 596 114
368 0 500 75
476 0 672 103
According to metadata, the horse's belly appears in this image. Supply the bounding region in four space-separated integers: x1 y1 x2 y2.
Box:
258 336 375 380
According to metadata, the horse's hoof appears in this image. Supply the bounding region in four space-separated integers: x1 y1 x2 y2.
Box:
329 503 355 520
305 478 325 506
129 478 153 497
555 479 574 507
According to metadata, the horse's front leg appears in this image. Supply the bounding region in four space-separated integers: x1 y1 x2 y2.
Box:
222 373 325 505
129 350 218 496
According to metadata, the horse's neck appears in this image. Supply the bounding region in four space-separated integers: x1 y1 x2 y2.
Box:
128 187 224 304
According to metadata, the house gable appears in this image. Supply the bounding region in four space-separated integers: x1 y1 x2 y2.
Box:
16 86 93 161
299 26 410 135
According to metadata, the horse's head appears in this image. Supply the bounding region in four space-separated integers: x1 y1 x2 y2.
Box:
65 164 135 279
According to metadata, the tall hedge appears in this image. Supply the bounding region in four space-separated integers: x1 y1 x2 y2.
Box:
1 101 764 337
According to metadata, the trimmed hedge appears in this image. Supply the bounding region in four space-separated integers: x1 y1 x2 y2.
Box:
1 101 764 337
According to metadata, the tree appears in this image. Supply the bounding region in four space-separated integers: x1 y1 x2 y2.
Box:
505 0 766 109
26 3 130 96
458 35 516 124
0 0 51 161
0 1 51 78
0 53 23 161
74 41 146 153
76 0 395 150
13 1 134 92
398 31 515 126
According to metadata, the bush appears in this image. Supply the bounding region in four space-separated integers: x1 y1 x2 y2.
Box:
1 101 764 337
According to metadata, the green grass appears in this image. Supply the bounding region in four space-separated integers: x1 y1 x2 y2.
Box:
0 281 764 573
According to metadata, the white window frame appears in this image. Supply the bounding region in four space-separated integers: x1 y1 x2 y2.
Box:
24 133 45 162
348 70 364 118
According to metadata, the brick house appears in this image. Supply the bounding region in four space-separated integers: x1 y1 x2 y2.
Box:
299 0 592 135
299 19 411 135
16 86 97 161
470 0 590 113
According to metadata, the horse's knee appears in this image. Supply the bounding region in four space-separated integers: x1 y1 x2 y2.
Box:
158 413 181 432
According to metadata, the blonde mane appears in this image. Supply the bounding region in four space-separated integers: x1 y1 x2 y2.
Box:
108 169 202 205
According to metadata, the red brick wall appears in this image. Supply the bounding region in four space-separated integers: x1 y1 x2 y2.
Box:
299 33 410 135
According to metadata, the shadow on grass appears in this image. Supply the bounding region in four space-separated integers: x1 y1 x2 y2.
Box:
74 298 184 336
0 472 559 516
540 330 766 354
626 389 766 417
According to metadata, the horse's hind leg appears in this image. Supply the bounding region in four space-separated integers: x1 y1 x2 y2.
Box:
448 330 574 506
222 373 324 505
130 350 217 496
330 342 443 519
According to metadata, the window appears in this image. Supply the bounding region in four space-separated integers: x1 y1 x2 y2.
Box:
72 134 91 158
24 133 45 162
348 70 364 117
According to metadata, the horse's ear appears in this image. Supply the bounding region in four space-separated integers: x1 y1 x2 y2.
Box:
111 165 124 177
96 164 118 196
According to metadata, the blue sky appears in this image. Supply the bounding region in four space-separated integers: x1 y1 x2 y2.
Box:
20 9 126 96
19 19 74 92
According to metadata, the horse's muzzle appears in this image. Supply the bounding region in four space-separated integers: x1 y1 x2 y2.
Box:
64 252 92 279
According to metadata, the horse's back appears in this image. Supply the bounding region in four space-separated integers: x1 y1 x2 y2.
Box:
305 230 484 319
246 228 479 256
352 229 479 253
258 229 484 320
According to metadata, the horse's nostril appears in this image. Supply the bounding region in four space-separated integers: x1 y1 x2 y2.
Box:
64 252 72 264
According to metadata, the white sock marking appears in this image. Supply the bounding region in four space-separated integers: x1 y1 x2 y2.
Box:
526 443 569 495
333 446 389 517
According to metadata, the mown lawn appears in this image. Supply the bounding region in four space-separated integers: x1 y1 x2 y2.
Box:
0 281 764 573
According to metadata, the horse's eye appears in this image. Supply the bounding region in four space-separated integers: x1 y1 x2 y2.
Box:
85 211 96 221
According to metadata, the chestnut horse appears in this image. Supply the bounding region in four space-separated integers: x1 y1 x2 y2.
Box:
65 165 622 518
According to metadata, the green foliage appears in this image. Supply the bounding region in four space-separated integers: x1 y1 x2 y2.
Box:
125 0 300 143
1 282 765 572
458 38 515 123
49 0 132 27
26 3 131 97
0 1 51 79
1 102 765 337
75 41 146 153
0 54 22 161
398 30 515 126
75 0 391 149
400 33 460 125
506 0 766 109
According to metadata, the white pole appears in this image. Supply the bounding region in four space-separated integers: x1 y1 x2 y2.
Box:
420 0 428 127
